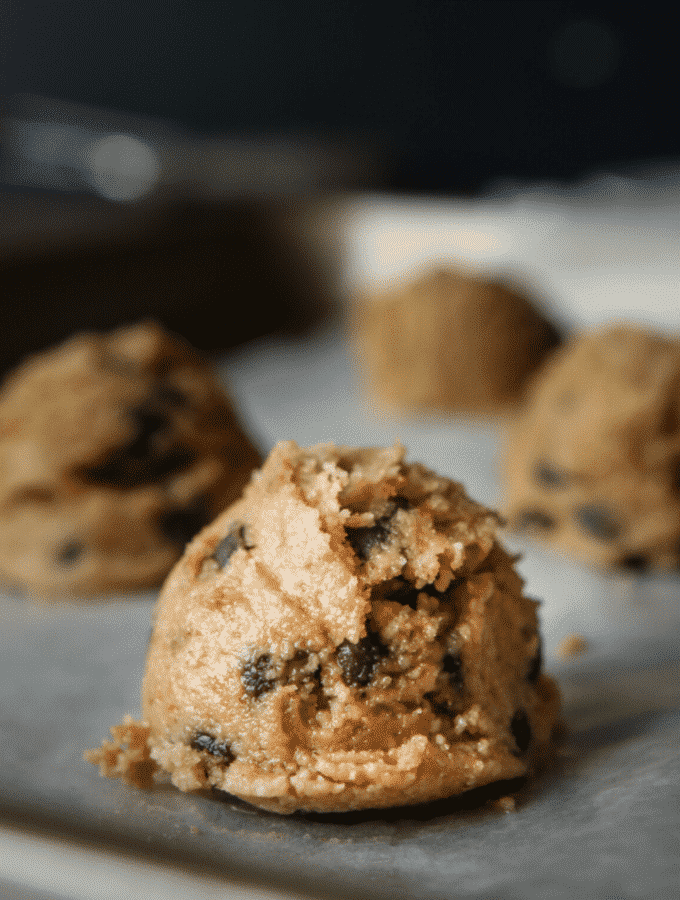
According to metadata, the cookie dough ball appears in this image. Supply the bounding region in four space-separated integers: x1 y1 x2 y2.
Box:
140 441 560 814
504 324 680 569
352 268 561 415
0 322 261 595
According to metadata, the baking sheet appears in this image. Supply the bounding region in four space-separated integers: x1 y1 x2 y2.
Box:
2 323 680 900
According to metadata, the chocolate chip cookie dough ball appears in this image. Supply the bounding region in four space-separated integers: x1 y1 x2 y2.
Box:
0 322 261 595
504 324 680 569
352 268 562 416
138 441 560 814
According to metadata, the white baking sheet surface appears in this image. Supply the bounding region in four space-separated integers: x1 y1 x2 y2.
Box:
3 182 680 899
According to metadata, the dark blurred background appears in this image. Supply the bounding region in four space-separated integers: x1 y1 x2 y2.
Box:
0 1 677 372
3 1 676 191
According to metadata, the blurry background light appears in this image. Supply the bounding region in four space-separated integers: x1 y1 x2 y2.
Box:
84 134 161 202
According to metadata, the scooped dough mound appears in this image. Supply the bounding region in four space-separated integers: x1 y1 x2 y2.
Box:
504 324 680 569
0 321 261 595
136 441 560 814
352 267 562 415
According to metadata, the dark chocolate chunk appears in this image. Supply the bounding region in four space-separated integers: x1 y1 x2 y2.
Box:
442 652 464 691
345 497 412 561
56 540 84 566
515 509 556 532
429 698 455 718
345 521 391 560
190 732 235 764
241 653 277 698
213 522 251 568
389 496 412 513
80 399 197 488
510 710 532 756
619 553 649 572
533 459 570 490
154 385 187 407
127 408 169 458
573 504 620 542
387 579 421 609
83 445 196 488
337 630 385 688
527 640 542 683
160 499 211 546
542 321 563 353
671 459 680 493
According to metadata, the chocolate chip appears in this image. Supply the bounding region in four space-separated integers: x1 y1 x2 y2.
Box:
337 630 385 687
387 579 421 609
533 459 570 490
345 497 411 561
160 499 211 546
442 652 464 691
190 732 234 764
543 321 563 353
573 504 620 542
527 641 542 684
619 553 649 571
213 523 251 568
154 385 187 407
56 540 84 566
80 398 197 488
83 445 196 488
515 509 556 532
671 460 680 493
241 653 277 699
510 710 532 756
345 521 391 560
127 408 169 458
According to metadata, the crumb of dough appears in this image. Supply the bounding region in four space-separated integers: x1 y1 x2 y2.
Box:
494 795 517 813
556 633 589 659
84 715 158 788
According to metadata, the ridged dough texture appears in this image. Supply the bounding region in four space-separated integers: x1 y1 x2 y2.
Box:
505 324 680 569
141 441 560 813
0 322 260 595
352 268 561 415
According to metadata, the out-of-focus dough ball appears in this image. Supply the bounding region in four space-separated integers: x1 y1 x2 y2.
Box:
0 322 261 595
504 324 680 569
352 268 562 415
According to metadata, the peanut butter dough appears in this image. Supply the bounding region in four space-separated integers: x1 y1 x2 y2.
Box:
0 322 260 595
89 441 560 814
352 268 561 415
504 324 680 569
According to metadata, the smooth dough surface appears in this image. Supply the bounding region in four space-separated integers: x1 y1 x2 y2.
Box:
504 324 680 569
107 441 562 814
352 268 561 415
0 322 261 595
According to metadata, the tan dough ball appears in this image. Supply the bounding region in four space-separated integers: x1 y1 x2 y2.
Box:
352 268 561 415
504 324 680 569
0 322 261 595
133 441 560 814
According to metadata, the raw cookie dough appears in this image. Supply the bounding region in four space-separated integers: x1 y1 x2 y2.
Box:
352 267 562 415
504 324 680 569
0 322 261 595
89 441 560 814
